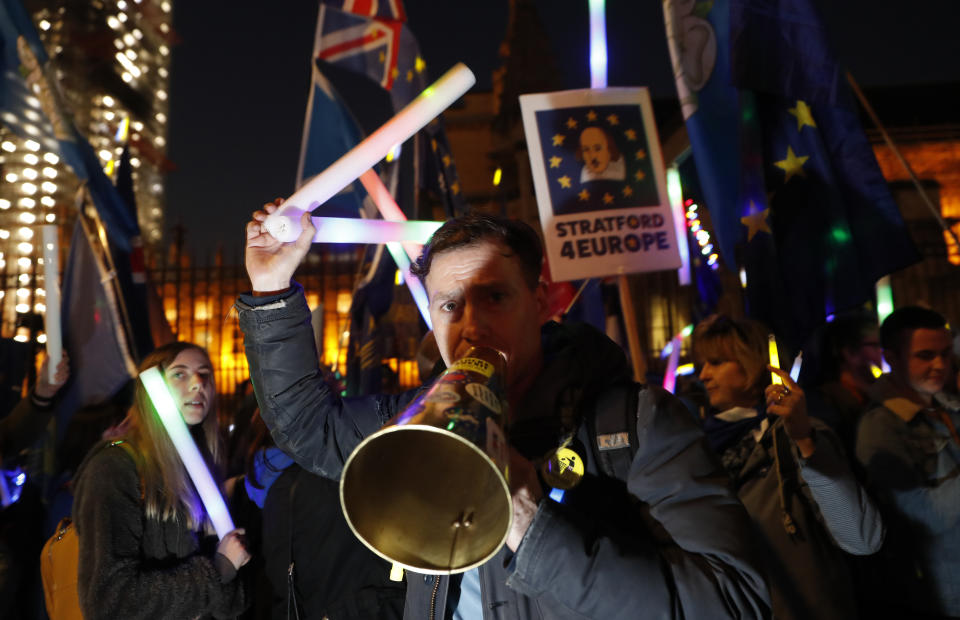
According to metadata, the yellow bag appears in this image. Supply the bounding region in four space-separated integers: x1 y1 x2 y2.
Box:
40 516 84 620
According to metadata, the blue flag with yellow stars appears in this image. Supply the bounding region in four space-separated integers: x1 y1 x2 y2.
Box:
535 106 660 216
664 0 918 351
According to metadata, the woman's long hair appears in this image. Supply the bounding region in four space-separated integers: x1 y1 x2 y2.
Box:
122 341 222 528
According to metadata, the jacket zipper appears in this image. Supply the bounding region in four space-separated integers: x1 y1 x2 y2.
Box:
428 575 441 620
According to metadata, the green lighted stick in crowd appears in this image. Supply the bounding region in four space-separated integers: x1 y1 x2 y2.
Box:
140 366 234 540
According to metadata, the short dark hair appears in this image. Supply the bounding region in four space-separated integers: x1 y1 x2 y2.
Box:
880 306 948 353
818 312 878 381
410 212 543 290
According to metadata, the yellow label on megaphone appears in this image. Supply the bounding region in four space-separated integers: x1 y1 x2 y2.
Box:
450 357 495 377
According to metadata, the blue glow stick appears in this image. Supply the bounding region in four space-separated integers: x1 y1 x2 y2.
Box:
140 366 235 540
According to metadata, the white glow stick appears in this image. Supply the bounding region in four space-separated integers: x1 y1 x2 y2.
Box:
41 225 61 383
309 216 442 245
789 351 803 383
588 0 608 89
264 63 476 242
140 366 234 539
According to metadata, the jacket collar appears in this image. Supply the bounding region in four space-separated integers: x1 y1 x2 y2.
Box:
867 375 925 423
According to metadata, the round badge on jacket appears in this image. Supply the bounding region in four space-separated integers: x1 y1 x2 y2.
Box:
541 447 585 490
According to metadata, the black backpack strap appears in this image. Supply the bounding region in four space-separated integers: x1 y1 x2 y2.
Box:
589 381 641 481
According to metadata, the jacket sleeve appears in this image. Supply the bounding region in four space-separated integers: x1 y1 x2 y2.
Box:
507 386 771 619
794 420 885 555
74 447 245 620
237 285 416 480
856 407 960 537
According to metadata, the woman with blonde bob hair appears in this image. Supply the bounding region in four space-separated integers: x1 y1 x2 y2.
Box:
73 342 249 619
692 314 884 620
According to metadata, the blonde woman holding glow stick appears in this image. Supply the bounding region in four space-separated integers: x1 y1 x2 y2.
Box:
73 342 249 620
693 315 883 620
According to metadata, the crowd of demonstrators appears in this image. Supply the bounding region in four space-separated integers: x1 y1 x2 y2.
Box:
72 342 249 620
15 207 956 620
692 315 884 620
855 307 960 618
238 205 771 619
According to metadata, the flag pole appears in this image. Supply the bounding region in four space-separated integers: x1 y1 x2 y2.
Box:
845 72 960 252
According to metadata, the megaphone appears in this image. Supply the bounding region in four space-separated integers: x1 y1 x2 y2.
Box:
339 346 512 574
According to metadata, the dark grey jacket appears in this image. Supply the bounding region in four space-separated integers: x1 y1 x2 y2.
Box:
239 286 770 619
73 441 246 620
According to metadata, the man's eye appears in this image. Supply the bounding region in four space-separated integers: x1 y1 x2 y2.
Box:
441 301 457 312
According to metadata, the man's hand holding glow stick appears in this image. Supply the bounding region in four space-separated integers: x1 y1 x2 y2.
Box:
140 366 235 539
263 63 475 242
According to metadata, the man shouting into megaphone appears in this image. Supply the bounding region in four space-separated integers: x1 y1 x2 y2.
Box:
238 204 770 620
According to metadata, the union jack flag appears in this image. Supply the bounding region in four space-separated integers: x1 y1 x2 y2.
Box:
324 0 406 21
316 4 405 91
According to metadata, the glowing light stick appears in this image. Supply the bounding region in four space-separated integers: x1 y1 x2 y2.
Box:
356 170 432 327
662 333 683 393
789 351 803 383
264 64 476 242
876 275 894 324
140 366 234 539
667 167 691 285
661 325 693 393
41 225 61 383
588 0 608 88
676 363 696 376
309 216 441 245
358 170 423 261
386 240 431 329
0 470 10 508
768 334 783 386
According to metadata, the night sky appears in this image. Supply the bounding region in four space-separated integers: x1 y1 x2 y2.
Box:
165 0 960 260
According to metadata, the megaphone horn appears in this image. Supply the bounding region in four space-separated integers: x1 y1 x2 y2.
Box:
339 346 512 574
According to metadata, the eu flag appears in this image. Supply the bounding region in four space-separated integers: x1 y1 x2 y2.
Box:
664 0 918 351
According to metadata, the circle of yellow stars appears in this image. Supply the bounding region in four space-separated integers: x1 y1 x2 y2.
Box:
550 110 650 194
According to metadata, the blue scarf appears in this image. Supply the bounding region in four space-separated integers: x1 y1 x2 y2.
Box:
244 447 295 509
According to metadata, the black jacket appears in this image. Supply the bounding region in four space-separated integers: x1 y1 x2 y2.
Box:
73 441 246 619
260 462 405 619
239 286 770 619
